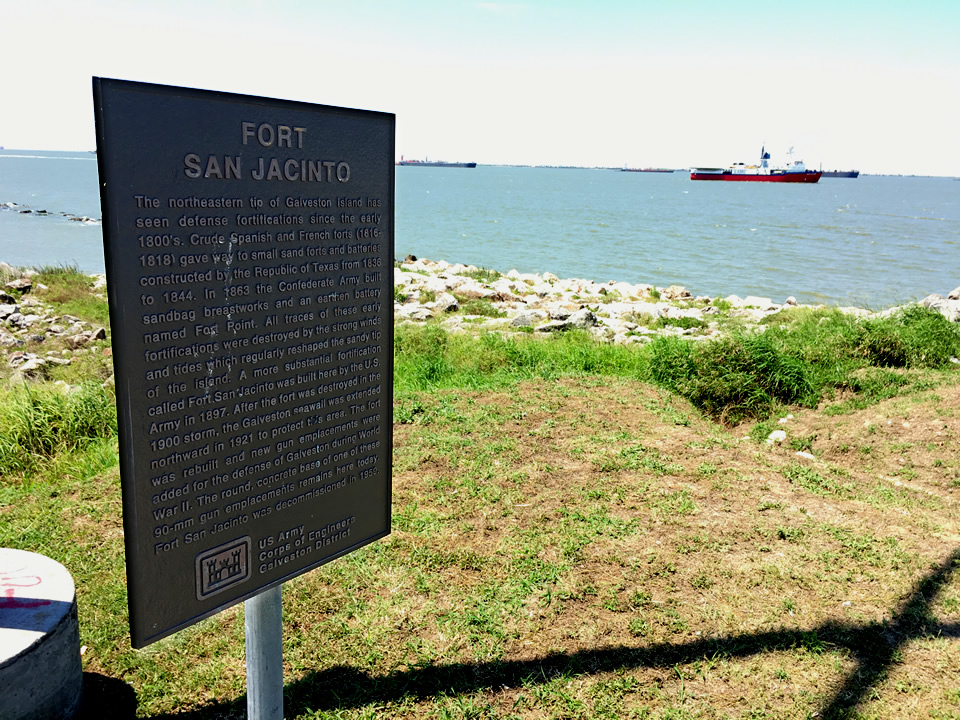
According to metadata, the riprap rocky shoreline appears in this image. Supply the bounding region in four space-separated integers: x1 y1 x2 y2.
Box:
2 257 958 381
393 256 960 343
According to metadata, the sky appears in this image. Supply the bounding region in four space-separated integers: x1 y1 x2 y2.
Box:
1 0 958 176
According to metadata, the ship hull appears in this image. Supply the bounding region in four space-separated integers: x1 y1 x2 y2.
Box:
397 161 477 168
690 170 821 183
822 170 859 178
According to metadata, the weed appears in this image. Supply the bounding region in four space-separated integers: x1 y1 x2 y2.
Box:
455 296 507 318
459 267 502 283
35 264 110 326
690 572 714 589
0 382 117 475
783 464 850 497
655 315 706 331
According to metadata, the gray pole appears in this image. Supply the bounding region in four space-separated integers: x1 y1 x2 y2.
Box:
245 585 284 720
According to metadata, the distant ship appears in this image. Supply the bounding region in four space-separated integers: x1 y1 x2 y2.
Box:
821 170 859 178
621 167 673 173
397 157 476 168
691 146 821 183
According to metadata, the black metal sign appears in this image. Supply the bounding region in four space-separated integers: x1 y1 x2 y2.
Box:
93 78 393 648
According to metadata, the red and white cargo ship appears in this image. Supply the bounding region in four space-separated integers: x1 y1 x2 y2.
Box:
690 147 821 183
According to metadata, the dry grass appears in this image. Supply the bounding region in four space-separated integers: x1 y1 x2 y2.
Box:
6 375 958 719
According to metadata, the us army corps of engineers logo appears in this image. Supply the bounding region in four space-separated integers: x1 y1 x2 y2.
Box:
195 537 251 600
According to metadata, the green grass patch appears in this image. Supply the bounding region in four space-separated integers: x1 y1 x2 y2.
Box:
454 296 507 318
34 264 111 326
393 305 959 425
0 383 118 476
458 266 502 283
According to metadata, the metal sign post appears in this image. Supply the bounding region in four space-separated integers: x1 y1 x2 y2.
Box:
245 585 283 720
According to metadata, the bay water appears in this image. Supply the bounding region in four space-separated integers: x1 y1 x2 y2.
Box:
1 149 957 308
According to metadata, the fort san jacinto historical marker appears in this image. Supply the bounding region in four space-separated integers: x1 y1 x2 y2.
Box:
94 79 394 648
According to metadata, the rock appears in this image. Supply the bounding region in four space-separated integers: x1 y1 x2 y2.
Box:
456 280 499 301
921 294 960 322
661 285 692 301
66 332 96 350
403 254 418 263
742 296 776 310
489 278 523 302
510 310 546 328
766 429 787 444
0 291 15 304
568 308 598 329
948 286 960 301
433 293 459 313
5 277 32 293
785 296 798 306
16 313 41 328
535 320 572 333
795 451 816 461
396 305 434 321
17 357 48 376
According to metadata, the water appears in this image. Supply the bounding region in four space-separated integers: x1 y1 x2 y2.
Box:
2 150 957 307
0 150 104 272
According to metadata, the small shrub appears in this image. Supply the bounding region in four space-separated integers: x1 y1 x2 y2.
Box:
460 267 502 283
859 305 960 368
648 333 815 424
456 297 506 318
654 315 706 331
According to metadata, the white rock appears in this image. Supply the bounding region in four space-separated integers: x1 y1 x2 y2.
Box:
922 295 960 322
742 296 776 310
568 308 598 329
432 293 459 313
766 430 787 444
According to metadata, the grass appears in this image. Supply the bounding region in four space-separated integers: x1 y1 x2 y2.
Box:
2 269 959 718
34 263 111 327
0 382 117 475
395 304 960 426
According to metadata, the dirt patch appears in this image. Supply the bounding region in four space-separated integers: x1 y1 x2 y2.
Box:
387 375 960 718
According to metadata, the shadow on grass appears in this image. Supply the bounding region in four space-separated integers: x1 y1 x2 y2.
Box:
132 548 958 719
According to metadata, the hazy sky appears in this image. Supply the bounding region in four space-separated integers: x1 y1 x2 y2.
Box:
2 0 958 175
